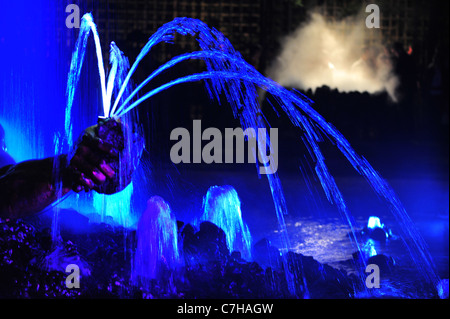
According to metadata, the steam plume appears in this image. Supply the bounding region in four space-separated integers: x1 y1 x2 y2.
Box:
267 11 399 101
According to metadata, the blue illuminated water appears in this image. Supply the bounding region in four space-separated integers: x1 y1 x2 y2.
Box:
0 2 68 163
368 216 383 229
201 185 252 261
107 16 440 296
0 9 442 298
132 196 181 291
61 13 139 230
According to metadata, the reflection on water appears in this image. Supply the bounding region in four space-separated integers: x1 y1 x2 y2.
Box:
268 216 364 271
265 214 448 298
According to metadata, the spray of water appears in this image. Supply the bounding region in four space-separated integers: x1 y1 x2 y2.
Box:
63 13 141 230
65 13 108 148
132 196 181 291
64 14 440 297
201 185 252 261
111 16 300 295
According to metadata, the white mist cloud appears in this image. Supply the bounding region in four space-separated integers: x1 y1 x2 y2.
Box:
267 11 399 101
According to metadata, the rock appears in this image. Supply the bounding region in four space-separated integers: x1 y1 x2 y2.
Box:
285 251 353 299
194 221 229 260
181 223 196 238
176 220 184 231
181 222 230 263
231 251 244 262
252 238 282 269
368 227 388 242
180 223 197 256
0 215 437 299
39 245 91 277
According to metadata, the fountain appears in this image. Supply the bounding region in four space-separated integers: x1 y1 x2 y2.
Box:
0 10 445 299
201 185 252 261
132 196 181 293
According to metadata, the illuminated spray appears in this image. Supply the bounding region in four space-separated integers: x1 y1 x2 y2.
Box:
201 185 253 261
61 13 439 296
132 196 181 290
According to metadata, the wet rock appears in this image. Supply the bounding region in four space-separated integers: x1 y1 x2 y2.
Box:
230 251 246 263
180 223 196 238
180 223 197 257
39 244 91 277
0 219 82 298
253 238 282 269
285 251 353 299
368 227 388 242
193 221 230 261
0 216 403 299
176 220 184 232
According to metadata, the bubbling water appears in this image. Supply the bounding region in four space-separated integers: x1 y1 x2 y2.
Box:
61 13 441 297
132 196 181 291
201 185 252 261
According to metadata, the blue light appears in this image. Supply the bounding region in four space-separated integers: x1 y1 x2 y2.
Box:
369 244 377 257
62 14 441 293
0 7 441 297
132 196 180 291
201 185 252 260
0 2 80 161
367 216 382 229
92 182 136 227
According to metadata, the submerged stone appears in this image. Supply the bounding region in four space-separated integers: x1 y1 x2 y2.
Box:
253 238 282 269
